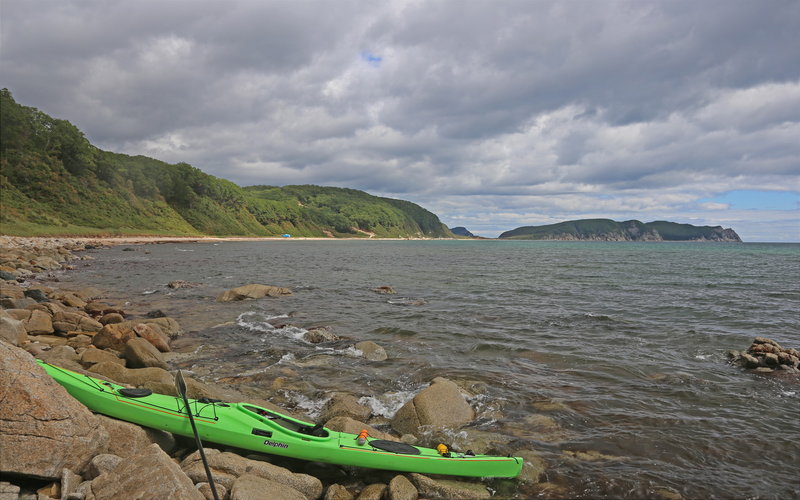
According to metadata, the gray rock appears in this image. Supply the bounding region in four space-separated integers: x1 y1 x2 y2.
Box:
392 378 475 435
61 468 83 500
122 336 168 369
354 341 388 361
388 475 417 500
740 353 760 369
23 288 49 302
0 481 21 500
0 342 109 480
304 326 339 344
90 444 203 500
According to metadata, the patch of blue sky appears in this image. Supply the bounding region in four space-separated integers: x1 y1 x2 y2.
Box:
701 190 800 211
360 51 382 67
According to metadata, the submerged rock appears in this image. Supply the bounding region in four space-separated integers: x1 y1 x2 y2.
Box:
729 337 799 374
354 340 388 361
216 284 292 302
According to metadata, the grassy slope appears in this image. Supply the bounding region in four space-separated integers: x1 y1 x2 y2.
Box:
0 90 453 238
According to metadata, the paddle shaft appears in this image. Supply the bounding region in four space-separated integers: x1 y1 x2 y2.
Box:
176 373 219 500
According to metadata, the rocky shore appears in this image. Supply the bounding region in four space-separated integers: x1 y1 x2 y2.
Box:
0 237 547 500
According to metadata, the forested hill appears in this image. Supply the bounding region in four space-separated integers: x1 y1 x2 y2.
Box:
499 219 741 242
0 90 453 238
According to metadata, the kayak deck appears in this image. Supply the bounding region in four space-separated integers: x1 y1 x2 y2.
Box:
36 360 523 478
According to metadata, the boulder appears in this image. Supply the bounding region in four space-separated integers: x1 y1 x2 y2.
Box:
23 288 50 302
515 449 547 483
133 322 171 352
388 475 417 500
0 309 27 346
23 309 54 334
356 483 387 500
89 444 203 500
392 378 475 435
92 322 136 350
324 416 399 442
52 311 102 335
38 345 84 371
0 283 24 299
198 482 228 500
89 362 172 387
304 326 340 343
325 484 354 500
99 312 125 325
96 414 175 458
122 316 182 338
216 284 292 302
409 473 490 499
0 482 20 499
181 448 322 499
354 341 388 361
0 342 109 480
86 454 124 480
231 474 306 500
53 292 87 309
122 336 168 369
319 393 372 423
80 348 126 368
60 468 83 499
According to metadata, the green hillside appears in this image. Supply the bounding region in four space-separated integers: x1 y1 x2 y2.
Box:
0 89 453 238
499 218 741 242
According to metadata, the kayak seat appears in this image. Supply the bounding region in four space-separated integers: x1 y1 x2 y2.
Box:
118 388 153 398
369 440 421 455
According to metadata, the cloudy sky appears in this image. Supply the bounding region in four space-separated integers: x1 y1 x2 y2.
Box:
2 0 799 241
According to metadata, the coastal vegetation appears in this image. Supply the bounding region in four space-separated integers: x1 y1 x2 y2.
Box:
0 90 453 238
499 218 741 242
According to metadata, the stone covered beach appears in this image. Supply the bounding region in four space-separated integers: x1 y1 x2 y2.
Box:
1 237 797 500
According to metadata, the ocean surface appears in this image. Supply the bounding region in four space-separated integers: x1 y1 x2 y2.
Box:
58 240 800 498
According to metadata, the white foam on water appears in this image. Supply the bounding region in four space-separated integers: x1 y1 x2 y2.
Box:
277 353 296 364
236 312 308 341
358 391 416 418
141 289 158 295
287 393 331 420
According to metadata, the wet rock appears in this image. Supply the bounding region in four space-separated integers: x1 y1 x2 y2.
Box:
392 377 475 435
0 342 109 480
90 444 203 500
23 288 49 302
0 309 27 346
79 347 126 368
763 352 780 366
168 280 202 289
230 473 306 500
124 316 182 338
356 483 387 500
409 473 490 499
325 484 354 500
181 448 322 499
133 322 172 352
354 340 388 361
388 475 417 500
0 269 17 280
324 416 399 442
122 336 168 369
740 353 760 368
304 326 340 343
91 323 136 350
515 449 547 483
372 286 396 294
319 393 372 422
216 284 292 302
146 309 167 318
563 449 625 461
732 337 799 375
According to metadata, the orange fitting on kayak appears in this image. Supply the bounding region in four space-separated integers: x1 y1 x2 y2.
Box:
356 429 369 445
436 444 449 455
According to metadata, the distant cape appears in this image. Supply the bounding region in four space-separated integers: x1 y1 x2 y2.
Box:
499 219 742 242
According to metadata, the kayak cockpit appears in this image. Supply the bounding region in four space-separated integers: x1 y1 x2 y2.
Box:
238 404 330 438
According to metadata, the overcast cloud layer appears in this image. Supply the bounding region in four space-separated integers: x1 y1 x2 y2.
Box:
2 0 799 240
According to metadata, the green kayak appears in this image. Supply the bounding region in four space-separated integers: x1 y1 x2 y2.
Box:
37 360 523 478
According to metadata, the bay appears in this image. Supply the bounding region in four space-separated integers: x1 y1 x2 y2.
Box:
58 240 800 498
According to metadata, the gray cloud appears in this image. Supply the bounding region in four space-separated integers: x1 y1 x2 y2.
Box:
2 0 798 240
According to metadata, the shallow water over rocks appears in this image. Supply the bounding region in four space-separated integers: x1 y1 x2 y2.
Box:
55 240 800 498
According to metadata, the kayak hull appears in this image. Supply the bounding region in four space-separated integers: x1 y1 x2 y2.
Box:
36 361 522 478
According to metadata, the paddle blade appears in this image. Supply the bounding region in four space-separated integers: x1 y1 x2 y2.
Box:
174 369 187 398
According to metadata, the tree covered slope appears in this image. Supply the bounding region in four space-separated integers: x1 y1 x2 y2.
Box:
0 90 452 238
499 218 741 241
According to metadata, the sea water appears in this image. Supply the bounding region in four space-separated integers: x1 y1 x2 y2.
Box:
58 240 800 498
